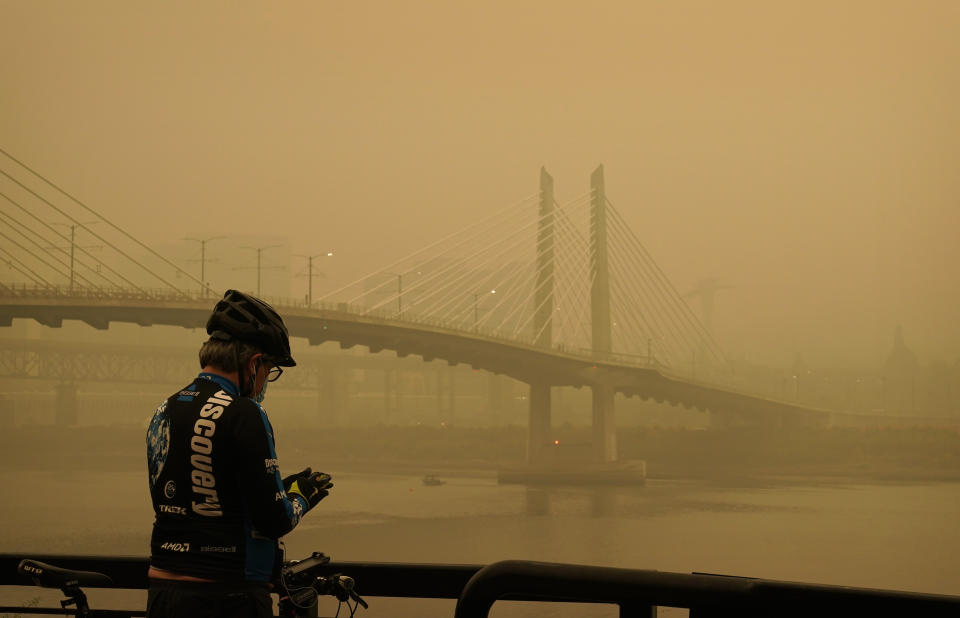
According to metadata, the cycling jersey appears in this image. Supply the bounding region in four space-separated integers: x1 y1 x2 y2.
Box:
146 372 307 582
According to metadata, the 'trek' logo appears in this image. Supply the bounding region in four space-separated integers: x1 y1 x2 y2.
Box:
190 389 231 517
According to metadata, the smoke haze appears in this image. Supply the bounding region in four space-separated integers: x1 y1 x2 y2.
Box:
2 1 958 366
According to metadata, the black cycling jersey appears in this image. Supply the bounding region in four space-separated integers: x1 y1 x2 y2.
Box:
146 372 307 582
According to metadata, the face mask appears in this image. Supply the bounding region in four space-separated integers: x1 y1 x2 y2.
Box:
249 358 268 404
255 377 268 404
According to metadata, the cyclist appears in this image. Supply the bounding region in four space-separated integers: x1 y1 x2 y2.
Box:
146 289 333 617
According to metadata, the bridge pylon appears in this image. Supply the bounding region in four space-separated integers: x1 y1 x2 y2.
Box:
590 165 616 463
526 169 556 463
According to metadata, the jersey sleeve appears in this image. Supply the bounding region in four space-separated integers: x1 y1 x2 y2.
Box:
230 400 307 539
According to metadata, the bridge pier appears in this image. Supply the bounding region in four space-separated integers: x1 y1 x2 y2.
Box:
436 365 456 425
591 385 617 463
526 381 552 463
383 368 400 424
319 364 347 426
589 166 617 463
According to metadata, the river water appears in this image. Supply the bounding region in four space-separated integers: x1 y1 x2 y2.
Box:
1 469 958 616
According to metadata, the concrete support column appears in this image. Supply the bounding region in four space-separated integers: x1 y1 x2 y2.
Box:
486 373 503 419
436 366 444 423
0 394 13 427
447 365 456 424
55 382 78 426
527 381 551 463
383 369 394 424
591 384 616 462
320 364 347 426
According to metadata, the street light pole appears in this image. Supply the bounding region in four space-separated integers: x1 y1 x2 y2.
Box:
239 244 282 296
51 221 97 292
397 273 402 316
184 236 227 297
473 289 496 332
296 251 333 307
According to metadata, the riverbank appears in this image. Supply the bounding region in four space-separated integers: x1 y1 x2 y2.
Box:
2 423 958 483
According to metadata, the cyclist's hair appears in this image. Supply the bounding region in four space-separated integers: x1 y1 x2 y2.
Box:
199 338 262 373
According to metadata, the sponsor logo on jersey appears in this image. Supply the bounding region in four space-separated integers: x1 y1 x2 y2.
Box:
201 545 238 553
163 480 176 499
264 458 279 473
159 504 187 515
190 389 232 517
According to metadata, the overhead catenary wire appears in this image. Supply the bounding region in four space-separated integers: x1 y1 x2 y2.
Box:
0 148 202 293
0 174 176 294
0 245 52 286
0 209 106 290
0 190 147 292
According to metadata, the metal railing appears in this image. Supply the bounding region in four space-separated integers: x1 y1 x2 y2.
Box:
3 554 959 617
0 283 750 394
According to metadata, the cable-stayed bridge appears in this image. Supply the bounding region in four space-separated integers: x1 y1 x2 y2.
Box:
0 150 830 463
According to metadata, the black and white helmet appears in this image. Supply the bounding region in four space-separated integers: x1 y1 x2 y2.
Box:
205 289 296 367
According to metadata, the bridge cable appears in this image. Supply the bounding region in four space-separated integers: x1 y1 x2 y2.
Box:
0 246 52 286
322 192 538 302
0 210 108 290
504 204 595 340
389 200 555 322
558 216 638 357
604 205 706 359
0 190 148 292
495 196 594 338
550 205 595 349
343 198 535 312
607 201 728 368
0 149 202 293
365 197 542 316
605 225 686 361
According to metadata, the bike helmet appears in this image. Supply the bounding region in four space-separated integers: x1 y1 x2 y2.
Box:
205 289 296 367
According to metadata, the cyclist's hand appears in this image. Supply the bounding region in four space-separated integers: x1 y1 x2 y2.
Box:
286 472 334 512
282 467 312 488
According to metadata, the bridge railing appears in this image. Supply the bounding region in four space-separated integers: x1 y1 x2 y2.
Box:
0 283 211 303
2 283 731 389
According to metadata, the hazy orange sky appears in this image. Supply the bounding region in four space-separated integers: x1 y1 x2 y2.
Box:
2 1 958 367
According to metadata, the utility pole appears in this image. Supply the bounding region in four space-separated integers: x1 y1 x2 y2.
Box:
295 251 333 307
473 289 496 331
184 236 227 297
51 221 98 292
237 244 283 296
397 273 402 316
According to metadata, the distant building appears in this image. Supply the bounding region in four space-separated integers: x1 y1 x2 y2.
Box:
882 325 918 415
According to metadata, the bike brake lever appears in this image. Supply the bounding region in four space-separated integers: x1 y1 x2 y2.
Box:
351 591 368 609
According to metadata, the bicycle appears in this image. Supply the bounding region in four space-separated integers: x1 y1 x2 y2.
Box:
14 553 366 618
16 558 119 617
277 552 368 618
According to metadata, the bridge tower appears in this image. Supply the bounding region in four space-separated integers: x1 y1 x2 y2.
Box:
527 168 555 462
590 165 617 463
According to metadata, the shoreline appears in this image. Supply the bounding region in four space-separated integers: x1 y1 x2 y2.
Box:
2 423 959 486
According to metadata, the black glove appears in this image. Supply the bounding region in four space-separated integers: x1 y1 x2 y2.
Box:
285 471 334 512
282 467 312 488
